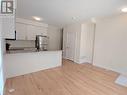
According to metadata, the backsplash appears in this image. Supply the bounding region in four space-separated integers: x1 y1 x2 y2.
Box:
6 40 35 48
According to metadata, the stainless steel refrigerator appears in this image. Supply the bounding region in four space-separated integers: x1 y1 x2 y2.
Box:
35 35 48 51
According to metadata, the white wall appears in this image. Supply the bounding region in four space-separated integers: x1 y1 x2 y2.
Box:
0 30 4 95
93 14 127 75
0 38 4 95
48 25 62 50
0 18 6 95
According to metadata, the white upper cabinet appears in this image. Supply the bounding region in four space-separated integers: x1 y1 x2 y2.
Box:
16 18 48 40
16 23 27 40
26 25 37 40
1 0 16 39
27 25 47 40
2 16 15 39
35 26 47 36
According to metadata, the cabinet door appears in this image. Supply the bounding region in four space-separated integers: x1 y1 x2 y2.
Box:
2 16 15 39
16 23 27 40
35 26 47 36
27 25 37 40
27 25 48 40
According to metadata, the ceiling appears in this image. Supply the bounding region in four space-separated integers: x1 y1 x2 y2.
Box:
16 0 127 27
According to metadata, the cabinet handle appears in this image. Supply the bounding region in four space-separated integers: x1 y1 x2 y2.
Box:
15 31 16 40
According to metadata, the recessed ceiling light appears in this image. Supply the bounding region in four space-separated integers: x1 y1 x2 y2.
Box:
72 17 77 20
121 8 127 13
72 17 79 21
33 16 42 21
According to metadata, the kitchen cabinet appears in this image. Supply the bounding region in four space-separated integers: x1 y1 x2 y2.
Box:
35 26 47 36
27 25 47 40
16 18 48 40
27 25 37 40
16 23 27 40
2 16 15 39
1 0 16 39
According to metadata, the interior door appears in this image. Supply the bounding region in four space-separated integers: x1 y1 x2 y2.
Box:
66 31 75 61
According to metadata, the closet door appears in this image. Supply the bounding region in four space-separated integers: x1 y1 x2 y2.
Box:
64 30 76 61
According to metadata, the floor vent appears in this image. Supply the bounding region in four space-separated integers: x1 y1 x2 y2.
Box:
115 75 127 87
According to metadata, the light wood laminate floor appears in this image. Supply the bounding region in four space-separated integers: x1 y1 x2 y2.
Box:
5 60 127 95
